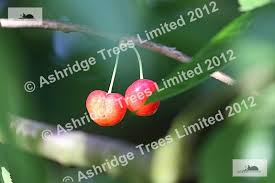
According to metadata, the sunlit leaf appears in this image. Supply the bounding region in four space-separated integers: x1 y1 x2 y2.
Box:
238 0 274 11
1 167 13 183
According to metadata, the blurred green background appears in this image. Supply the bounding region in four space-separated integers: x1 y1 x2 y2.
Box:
0 0 274 183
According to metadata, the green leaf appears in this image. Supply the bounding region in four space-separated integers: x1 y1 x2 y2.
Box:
198 84 275 183
150 89 233 183
151 112 192 183
238 0 274 12
196 90 275 183
147 13 251 103
1 167 13 183
148 4 275 103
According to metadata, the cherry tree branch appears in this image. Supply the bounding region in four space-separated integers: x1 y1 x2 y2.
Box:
6 115 150 182
128 37 235 85
0 19 235 85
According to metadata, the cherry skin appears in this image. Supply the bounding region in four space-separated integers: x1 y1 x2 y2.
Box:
125 79 160 116
86 90 127 126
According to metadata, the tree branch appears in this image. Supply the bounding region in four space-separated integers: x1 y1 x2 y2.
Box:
7 115 150 182
0 18 235 85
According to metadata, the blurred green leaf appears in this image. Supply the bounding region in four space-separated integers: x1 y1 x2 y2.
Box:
1 167 13 183
0 144 48 183
199 84 275 183
199 124 245 183
151 88 236 183
0 31 48 183
150 112 192 183
238 0 274 11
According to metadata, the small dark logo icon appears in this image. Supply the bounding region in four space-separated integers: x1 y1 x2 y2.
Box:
239 165 261 173
19 13 35 19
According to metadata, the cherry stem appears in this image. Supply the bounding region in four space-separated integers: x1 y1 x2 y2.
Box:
133 47 144 79
108 53 120 93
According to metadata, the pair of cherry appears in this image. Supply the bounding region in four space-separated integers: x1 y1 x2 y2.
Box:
86 46 160 126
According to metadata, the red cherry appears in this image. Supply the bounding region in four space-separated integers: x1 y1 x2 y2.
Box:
86 90 127 126
125 79 160 116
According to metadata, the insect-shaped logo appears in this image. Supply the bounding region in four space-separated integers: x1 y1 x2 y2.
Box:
238 165 261 173
19 13 35 19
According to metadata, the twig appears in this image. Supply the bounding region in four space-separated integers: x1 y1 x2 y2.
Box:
6 115 150 182
0 18 235 85
128 36 191 63
128 37 235 85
